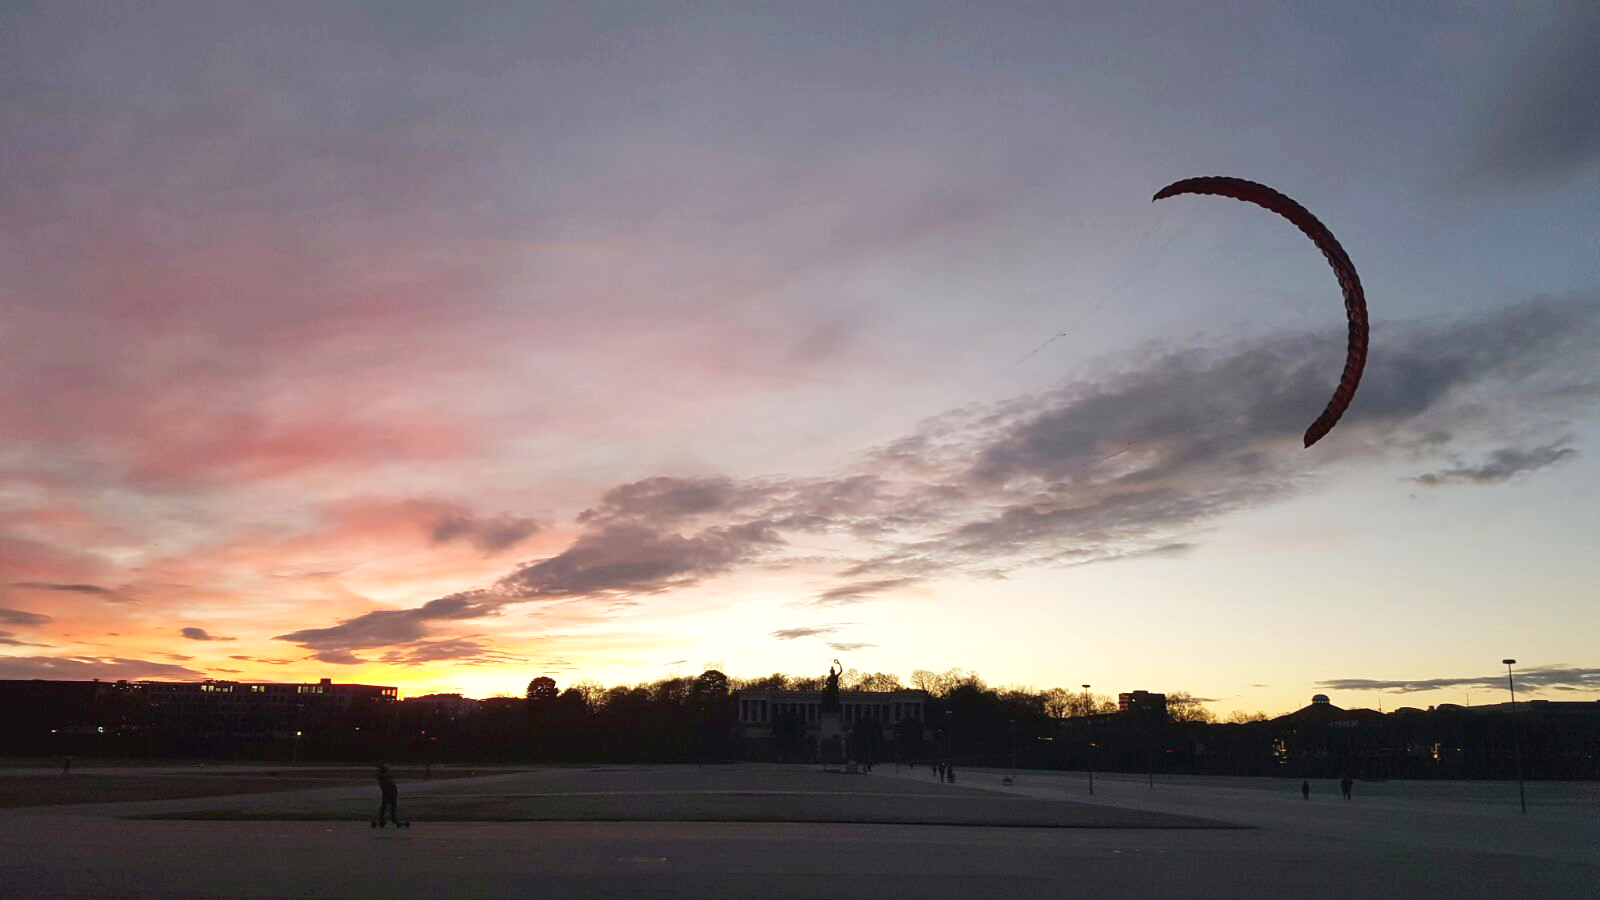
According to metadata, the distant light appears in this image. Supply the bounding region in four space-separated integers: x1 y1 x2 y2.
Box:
97 726 104 733
295 730 303 737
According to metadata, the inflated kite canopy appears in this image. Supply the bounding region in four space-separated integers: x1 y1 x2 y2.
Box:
1152 176 1368 448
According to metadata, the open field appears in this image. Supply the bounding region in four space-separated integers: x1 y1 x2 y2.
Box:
135 764 1226 828
0 764 1594 899
0 766 482 808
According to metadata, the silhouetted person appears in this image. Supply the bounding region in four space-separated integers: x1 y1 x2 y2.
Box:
1340 774 1353 800
372 763 407 827
1301 780 1310 800
62 755 71 775
946 765 956 784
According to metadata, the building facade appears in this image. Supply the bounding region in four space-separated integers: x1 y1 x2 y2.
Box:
1118 690 1168 718
0 677 398 757
142 677 398 739
733 688 929 761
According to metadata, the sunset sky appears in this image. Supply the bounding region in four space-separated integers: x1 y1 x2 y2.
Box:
2 2 1596 716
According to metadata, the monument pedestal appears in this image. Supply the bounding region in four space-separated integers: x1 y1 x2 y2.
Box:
817 712 844 769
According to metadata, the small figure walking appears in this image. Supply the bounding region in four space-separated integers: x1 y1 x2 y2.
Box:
946 765 956 784
371 763 409 828
1340 774 1353 800
62 755 72 776
1301 780 1310 800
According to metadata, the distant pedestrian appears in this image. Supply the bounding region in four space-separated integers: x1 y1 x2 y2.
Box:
947 766 956 784
1301 780 1310 800
61 755 71 775
372 763 406 828
1340 775 1353 800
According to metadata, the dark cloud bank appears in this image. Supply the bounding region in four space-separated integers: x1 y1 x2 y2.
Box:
1461 4 1600 191
431 512 542 554
0 656 204 680
1409 440 1575 486
1320 665 1600 696
9 582 131 602
0 608 52 627
274 297 1598 663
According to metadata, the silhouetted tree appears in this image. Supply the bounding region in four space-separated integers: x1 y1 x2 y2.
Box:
1165 691 1215 724
1042 687 1076 719
737 673 790 691
692 669 730 700
848 671 905 692
526 677 559 704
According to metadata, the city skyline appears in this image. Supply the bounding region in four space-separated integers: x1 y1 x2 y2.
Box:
2 3 1598 718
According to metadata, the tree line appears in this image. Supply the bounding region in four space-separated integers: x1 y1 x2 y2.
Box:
385 667 1233 765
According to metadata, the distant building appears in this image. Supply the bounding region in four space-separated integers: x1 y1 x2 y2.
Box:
734 688 928 760
1118 690 1167 718
142 677 397 738
404 693 479 718
0 677 397 754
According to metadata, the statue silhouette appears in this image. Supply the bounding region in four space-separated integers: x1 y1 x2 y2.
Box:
822 660 842 714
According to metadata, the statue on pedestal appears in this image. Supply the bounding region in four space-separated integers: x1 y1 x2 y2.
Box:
822 659 842 713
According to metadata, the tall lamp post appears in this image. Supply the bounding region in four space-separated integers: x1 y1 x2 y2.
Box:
944 709 953 771
1502 659 1526 814
1009 718 1017 778
1083 684 1094 796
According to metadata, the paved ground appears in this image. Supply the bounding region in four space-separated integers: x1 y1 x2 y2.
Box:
0 763 1594 898
881 765 1600 866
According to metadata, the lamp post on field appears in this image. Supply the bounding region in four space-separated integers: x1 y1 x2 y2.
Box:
1502 659 1526 814
944 709 953 771
1009 718 1017 777
1083 684 1094 796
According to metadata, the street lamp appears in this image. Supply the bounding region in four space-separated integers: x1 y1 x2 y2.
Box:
1083 684 1094 796
1009 719 1017 778
944 709 953 772
1502 659 1526 814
